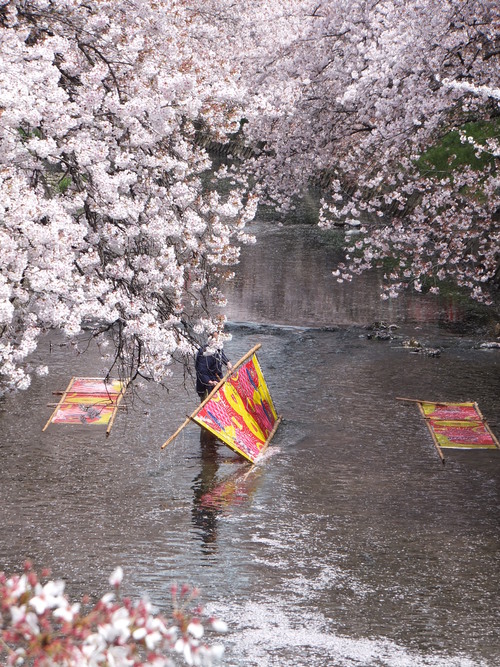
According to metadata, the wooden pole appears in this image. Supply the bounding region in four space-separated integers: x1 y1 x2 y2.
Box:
160 343 262 450
46 403 127 409
42 377 75 432
106 379 129 437
416 402 445 464
396 397 475 407
257 415 283 460
52 390 123 395
473 402 500 450
396 397 444 405
398 398 446 462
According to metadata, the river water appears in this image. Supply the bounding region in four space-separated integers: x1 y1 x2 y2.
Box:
1 222 499 666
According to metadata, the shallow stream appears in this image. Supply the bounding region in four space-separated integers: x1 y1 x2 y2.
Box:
1 222 499 666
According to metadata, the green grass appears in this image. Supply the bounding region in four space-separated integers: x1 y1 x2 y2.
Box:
417 117 500 177
58 175 72 193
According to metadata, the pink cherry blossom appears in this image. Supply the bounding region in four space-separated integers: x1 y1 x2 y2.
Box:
0 563 227 666
1 0 498 397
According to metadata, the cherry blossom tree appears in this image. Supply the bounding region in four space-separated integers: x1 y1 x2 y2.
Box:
0 0 256 395
234 0 500 304
0 563 228 666
2 0 499 397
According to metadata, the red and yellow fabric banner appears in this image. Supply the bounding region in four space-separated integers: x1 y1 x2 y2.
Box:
419 401 499 449
192 353 280 463
401 399 500 463
43 377 128 434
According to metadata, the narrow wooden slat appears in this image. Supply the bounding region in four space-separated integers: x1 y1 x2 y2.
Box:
46 403 126 409
396 397 448 405
417 401 445 464
257 415 283 460
106 379 129 436
474 402 500 449
42 377 75 432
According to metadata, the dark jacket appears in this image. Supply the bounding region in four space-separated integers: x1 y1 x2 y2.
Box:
195 346 229 398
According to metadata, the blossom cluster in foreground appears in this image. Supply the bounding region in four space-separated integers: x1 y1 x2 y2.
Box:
0 563 227 666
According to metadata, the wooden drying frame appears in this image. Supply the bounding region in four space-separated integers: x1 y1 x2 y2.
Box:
43 376 129 436
161 344 282 462
397 397 500 464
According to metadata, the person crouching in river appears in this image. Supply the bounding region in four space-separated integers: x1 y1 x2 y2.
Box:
195 343 233 401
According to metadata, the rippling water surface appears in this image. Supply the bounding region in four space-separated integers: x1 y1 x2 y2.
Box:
1 223 499 666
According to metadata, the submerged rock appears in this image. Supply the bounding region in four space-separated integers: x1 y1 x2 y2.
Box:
401 338 441 356
402 338 422 349
366 321 400 341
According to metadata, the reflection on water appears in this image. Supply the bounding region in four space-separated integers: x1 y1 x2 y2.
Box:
191 430 261 556
192 430 223 554
224 223 476 328
0 222 499 666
